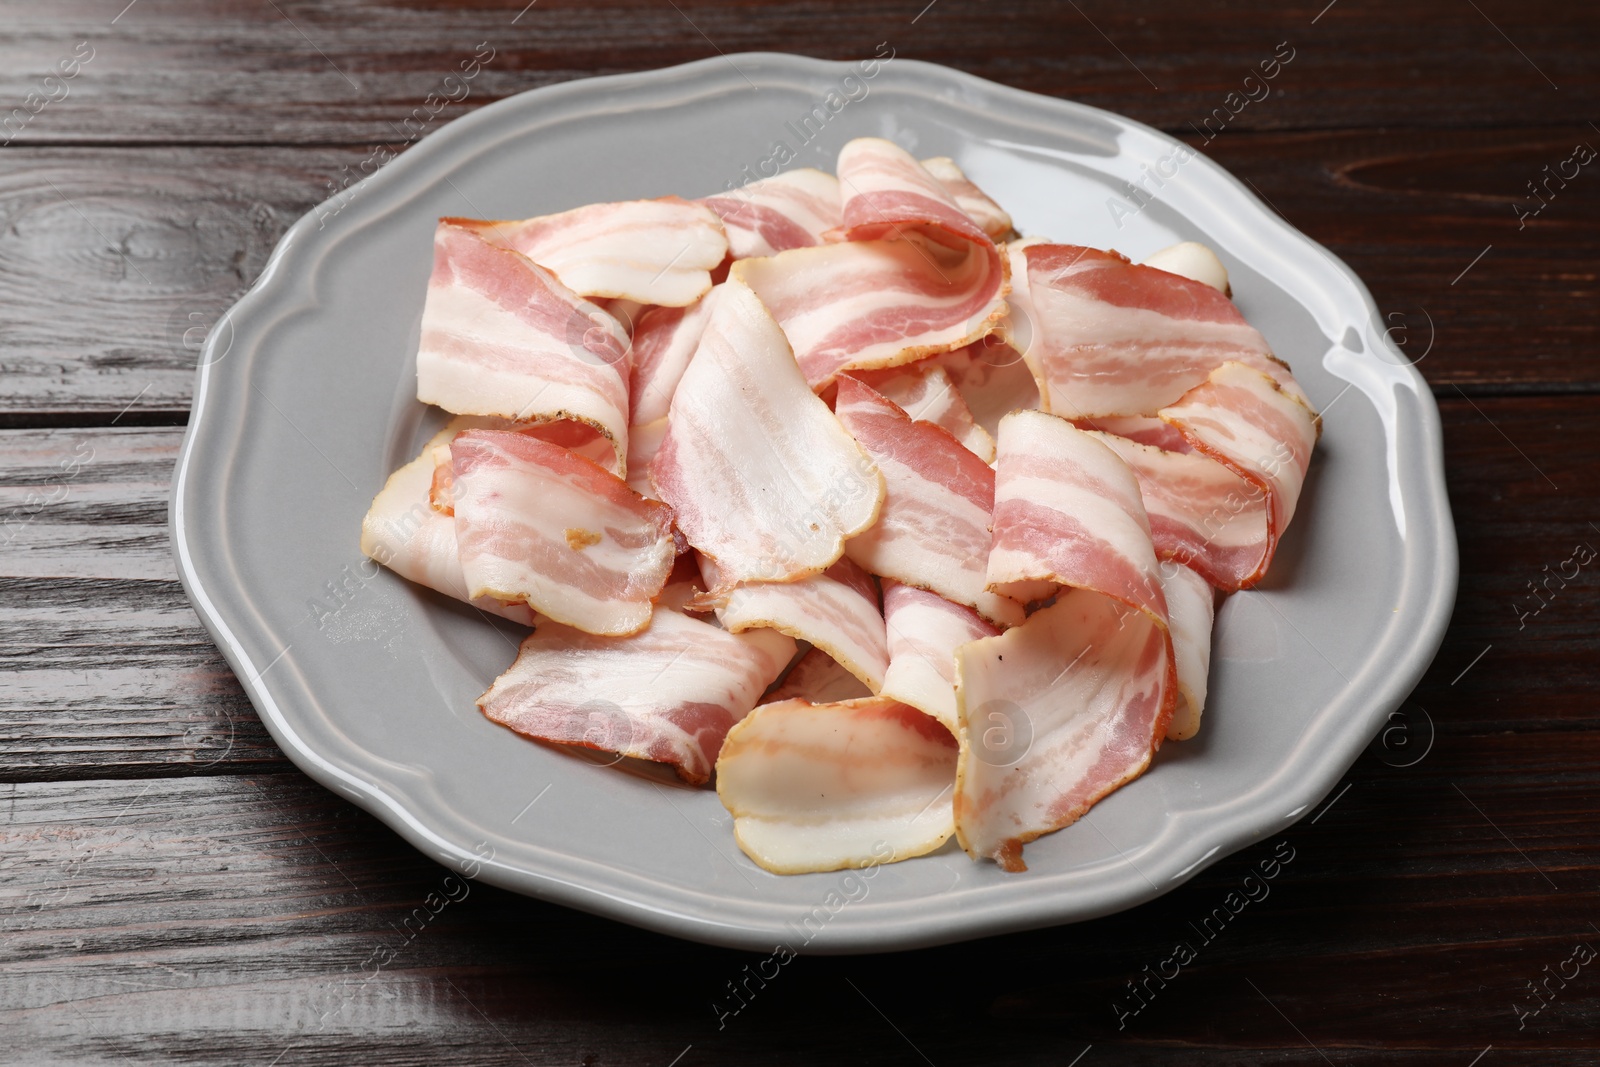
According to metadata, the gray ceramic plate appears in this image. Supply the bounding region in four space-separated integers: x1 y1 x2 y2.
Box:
172 52 1456 954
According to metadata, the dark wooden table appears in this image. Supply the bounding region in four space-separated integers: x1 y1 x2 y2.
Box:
3 2 1597 1063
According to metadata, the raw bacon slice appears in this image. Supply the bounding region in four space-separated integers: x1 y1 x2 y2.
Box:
479 608 795 785
834 375 1023 628
360 429 534 625
629 292 716 426
854 361 996 462
650 280 884 585
831 138 991 250
733 239 1008 391
698 169 842 260
1161 562 1215 742
1005 242 1306 418
1159 361 1320 582
919 156 1014 242
445 197 727 306
731 139 1008 389
954 588 1171 871
880 581 999 733
415 222 631 474
936 337 1042 437
1084 429 1270 591
988 410 1169 621
450 429 676 637
430 417 619 512
624 418 668 500
717 697 958 873
768 647 872 704
703 555 888 693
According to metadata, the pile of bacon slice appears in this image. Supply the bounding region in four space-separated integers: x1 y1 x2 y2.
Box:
361 137 1320 875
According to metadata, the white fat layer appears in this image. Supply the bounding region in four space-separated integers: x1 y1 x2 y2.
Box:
624 417 667 499
718 697 957 874
1141 241 1230 294
1161 562 1215 742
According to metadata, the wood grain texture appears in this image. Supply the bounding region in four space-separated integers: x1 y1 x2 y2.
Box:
1204 126 1600 395
1 127 1596 417
0 742 1593 1065
0 0 1592 146
0 427 280 778
0 147 359 417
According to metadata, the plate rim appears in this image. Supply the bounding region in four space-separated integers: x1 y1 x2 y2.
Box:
170 51 1459 954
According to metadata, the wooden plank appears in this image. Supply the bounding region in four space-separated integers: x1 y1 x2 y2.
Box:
1 129 1596 417
1410 394 1600 737
0 0 1592 146
1 393 1596 779
0 427 279 777
1204 126 1600 395
0 146 362 417
0 734 1594 1064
